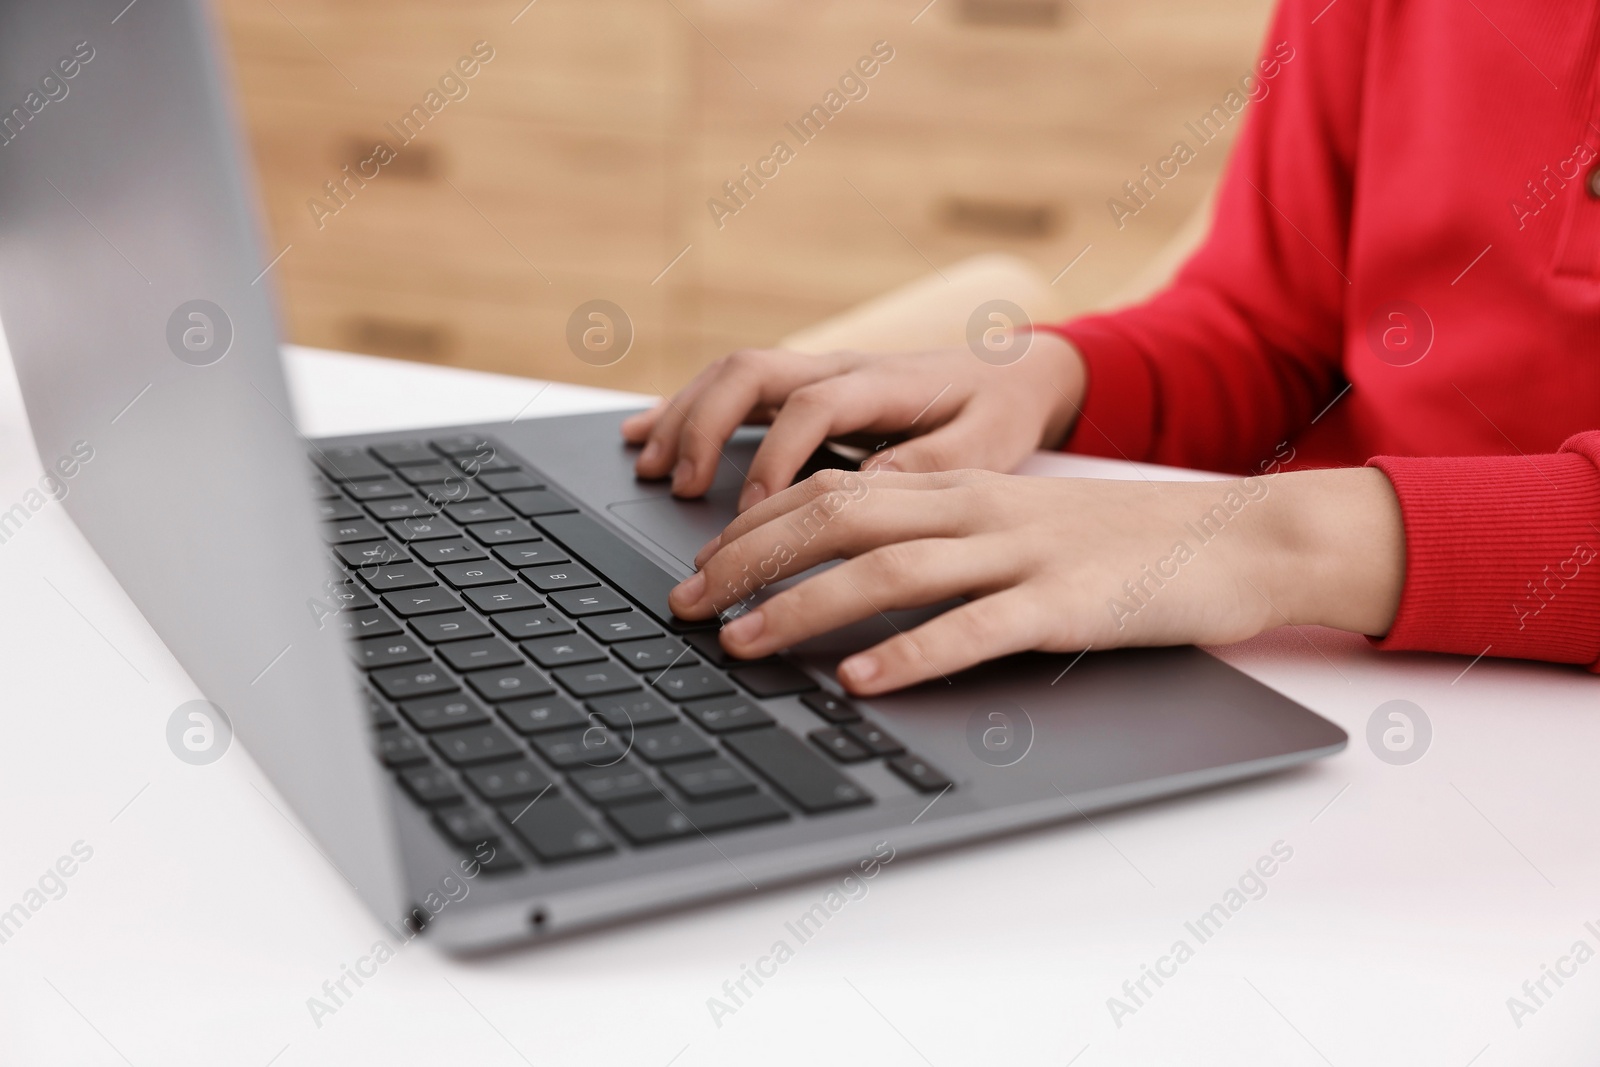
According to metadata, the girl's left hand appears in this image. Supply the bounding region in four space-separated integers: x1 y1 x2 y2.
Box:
666 467 1404 695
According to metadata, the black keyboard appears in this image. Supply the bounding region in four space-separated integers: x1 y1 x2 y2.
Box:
315 432 952 873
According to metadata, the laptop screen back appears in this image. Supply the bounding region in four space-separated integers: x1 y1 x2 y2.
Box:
0 0 404 920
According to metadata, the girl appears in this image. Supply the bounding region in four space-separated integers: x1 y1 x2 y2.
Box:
623 0 1600 695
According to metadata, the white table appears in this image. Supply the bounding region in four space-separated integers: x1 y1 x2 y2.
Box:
3 346 1597 1067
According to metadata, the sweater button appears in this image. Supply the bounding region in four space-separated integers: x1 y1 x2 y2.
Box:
1588 164 1600 199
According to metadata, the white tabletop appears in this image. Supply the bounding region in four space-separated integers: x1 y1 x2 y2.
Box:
3 346 1596 1067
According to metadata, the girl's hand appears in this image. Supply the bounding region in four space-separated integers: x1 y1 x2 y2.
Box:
621 334 1086 511
667 467 1405 695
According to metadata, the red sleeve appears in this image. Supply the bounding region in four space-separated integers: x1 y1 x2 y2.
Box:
1037 0 1367 471
1367 432 1600 673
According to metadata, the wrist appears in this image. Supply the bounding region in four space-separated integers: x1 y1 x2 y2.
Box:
1260 467 1406 636
1025 330 1086 450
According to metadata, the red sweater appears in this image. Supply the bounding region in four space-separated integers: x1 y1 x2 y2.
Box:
1043 0 1600 672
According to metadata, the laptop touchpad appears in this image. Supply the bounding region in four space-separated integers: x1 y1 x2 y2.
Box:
607 490 740 571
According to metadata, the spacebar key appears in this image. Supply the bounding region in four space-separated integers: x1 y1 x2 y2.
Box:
723 728 873 813
534 512 710 631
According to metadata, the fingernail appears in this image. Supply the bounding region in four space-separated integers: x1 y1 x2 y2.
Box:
640 440 661 467
840 654 878 687
737 482 767 511
671 458 693 492
671 571 705 605
721 610 764 645
693 534 721 569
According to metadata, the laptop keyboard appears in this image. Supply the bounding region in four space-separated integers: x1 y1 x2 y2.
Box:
313 432 952 874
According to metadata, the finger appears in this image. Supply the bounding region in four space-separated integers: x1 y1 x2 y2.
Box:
869 399 1034 475
739 377 902 511
635 362 724 479
717 537 1019 659
672 350 845 498
838 588 1054 695
672 482 972 618
620 401 666 444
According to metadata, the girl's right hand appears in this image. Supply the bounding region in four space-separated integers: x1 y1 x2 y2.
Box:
620 331 1088 512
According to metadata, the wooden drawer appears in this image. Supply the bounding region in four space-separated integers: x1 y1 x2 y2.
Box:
219 0 684 136
688 129 1226 313
688 0 1275 143
239 99 674 284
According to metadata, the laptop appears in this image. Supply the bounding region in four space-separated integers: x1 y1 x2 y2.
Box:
0 0 1345 952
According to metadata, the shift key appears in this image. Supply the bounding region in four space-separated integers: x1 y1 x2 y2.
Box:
723 727 872 813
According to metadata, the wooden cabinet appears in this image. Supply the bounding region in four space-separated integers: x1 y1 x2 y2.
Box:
217 0 1273 393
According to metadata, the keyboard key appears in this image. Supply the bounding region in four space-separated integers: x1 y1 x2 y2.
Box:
433 807 502 851
399 692 490 732
579 611 663 643
465 584 545 614
521 563 599 592
551 663 638 698
365 493 442 522
322 518 384 544
438 636 523 672
492 542 569 568
398 764 463 806
468 519 543 545
353 634 430 670
606 793 787 845
810 727 873 763
502 488 579 518
454 452 517 475
333 539 410 568
310 475 340 499
551 587 631 617
682 695 773 733
418 480 488 505
844 722 905 757
521 633 607 668
314 498 362 522
586 692 679 729
436 560 514 589
333 608 402 640
683 630 736 667
344 478 412 501
498 695 589 734
887 754 952 793
481 471 541 492
633 722 716 764
613 637 696 672
432 432 501 457
730 661 818 697
377 727 429 767
397 462 462 485
663 756 757 800
445 501 513 524
409 611 493 644
432 724 522 766
324 581 374 611
387 516 463 543
567 760 661 807
528 726 625 769
371 662 457 701
359 561 435 592
371 441 438 467
314 446 389 482
466 666 554 703
381 587 465 617
491 607 572 639
499 795 612 862
466 759 553 801
412 538 488 565
723 728 872 813
363 689 399 728
652 665 734 703
801 691 861 724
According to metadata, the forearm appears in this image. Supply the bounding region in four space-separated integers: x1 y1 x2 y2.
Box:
1258 466 1405 636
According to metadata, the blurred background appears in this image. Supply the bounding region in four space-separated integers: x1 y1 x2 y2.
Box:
217 0 1274 395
